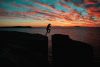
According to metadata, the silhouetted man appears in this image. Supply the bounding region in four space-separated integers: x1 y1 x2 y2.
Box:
46 24 51 35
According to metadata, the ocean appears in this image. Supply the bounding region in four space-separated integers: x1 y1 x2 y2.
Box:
0 27 100 63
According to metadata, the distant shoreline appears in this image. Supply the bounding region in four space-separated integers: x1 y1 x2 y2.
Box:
0 26 100 28
0 26 32 28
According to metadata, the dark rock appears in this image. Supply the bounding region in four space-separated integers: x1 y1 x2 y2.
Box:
0 31 48 67
52 34 94 67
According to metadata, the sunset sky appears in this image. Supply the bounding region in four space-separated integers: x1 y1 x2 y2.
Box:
0 0 100 27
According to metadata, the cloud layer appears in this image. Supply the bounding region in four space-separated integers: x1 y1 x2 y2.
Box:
0 0 100 26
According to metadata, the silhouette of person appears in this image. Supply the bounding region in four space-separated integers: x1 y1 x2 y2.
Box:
46 24 51 35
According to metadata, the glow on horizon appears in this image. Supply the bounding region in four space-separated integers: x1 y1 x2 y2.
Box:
0 0 100 27
0 18 98 27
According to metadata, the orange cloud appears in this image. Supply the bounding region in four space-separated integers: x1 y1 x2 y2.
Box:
87 7 100 18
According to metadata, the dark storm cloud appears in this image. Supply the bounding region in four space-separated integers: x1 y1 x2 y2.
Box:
72 0 84 4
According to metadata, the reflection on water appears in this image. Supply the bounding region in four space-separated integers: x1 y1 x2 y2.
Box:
0 27 100 60
0 27 99 47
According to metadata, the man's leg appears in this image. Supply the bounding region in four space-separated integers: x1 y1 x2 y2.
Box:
48 29 50 33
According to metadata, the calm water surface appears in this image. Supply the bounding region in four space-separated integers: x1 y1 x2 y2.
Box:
0 27 100 46
0 27 100 61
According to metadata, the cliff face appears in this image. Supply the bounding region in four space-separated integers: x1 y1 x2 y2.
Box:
52 34 94 67
0 31 48 67
0 31 95 67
